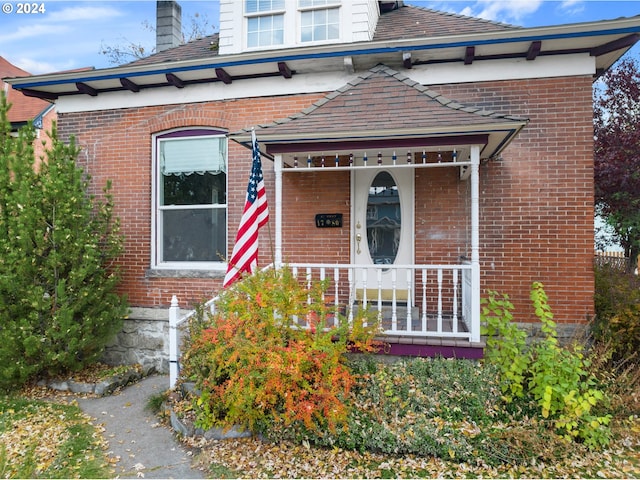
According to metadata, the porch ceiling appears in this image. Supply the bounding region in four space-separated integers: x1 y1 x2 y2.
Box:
231 65 528 161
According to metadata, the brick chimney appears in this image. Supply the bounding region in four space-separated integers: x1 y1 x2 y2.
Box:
156 1 182 52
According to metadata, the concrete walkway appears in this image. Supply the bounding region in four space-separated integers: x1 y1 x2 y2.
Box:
77 375 204 479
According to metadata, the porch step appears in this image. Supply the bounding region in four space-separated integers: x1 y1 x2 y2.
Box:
373 333 485 360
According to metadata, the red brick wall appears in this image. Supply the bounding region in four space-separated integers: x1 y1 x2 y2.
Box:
58 95 325 309
58 74 595 325
435 76 595 325
281 171 351 265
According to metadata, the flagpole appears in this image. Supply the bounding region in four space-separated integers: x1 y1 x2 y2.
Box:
253 127 276 269
223 127 270 288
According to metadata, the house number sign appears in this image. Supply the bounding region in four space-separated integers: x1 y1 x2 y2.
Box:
315 213 343 228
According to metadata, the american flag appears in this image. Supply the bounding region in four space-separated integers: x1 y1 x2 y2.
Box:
223 130 269 288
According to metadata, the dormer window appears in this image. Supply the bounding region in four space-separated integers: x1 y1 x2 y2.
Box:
246 0 285 48
299 0 340 43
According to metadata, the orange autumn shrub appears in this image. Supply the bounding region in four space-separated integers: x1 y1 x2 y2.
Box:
181 266 381 434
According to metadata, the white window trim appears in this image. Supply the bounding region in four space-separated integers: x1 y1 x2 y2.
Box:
298 4 341 45
243 0 342 51
244 0 287 50
151 129 228 271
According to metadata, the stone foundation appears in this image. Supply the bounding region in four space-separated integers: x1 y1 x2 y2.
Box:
102 306 591 374
102 307 189 373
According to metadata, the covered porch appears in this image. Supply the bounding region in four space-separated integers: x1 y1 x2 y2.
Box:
268 145 484 356
231 65 527 357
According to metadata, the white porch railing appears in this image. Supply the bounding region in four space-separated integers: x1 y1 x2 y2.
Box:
168 262 478 389
288 263 474 338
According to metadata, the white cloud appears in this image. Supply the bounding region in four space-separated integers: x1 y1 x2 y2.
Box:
0 24 70 43
559 0 585 17
461 0 545 24
0 54 75 75
47 5 123 22
413 0 545 25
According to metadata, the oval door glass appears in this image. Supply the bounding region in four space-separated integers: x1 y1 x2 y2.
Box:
366 171 401 265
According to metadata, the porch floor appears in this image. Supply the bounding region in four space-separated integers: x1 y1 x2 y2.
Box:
358 306 485 359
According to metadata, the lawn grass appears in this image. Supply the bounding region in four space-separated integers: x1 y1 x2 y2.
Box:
0 396 111 479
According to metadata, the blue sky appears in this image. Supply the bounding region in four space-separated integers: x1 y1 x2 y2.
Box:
1 0 639 75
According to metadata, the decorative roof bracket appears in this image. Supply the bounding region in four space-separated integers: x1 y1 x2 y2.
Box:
464 46 475 65
76 82 97 96
403 52 412 69
344 56 354 74
215 68 232 84
527 41 542 60
278 62 292 79
120 77 140 92
166 73 184 88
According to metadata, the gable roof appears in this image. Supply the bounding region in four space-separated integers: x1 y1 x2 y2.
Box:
0 57 52 126
232 64 527 160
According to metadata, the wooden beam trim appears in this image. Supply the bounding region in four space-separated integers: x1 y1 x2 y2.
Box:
215 68 233 84
120 77 140 92
464 46 475 65
76 82 97 97
19 88 58 100
277 62 292 79
591 33 640 57
263 134 490 154
166 73 185 88
526 41 542 61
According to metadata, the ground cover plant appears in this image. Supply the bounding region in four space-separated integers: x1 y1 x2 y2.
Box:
0 396 111 478
179 272 640 478
184 356 640 478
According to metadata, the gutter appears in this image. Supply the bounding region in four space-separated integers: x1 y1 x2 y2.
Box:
5 17 640 91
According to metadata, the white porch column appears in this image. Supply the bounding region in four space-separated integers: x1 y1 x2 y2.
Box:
470 145 481 343
274 154 283 267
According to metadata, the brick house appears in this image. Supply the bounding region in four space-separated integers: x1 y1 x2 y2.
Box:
1 56 56 164
6 2 640 371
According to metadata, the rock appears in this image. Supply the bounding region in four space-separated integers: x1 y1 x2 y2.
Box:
94 380 115 396
203 425 252 440
68 380 96 394
47 380 70 392
170 410 194 437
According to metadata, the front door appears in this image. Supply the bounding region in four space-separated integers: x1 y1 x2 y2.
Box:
352 168 414 301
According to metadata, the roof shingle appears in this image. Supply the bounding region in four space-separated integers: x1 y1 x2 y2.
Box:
125 5 520 68
246 64 527 138
373 4 520 41
125 33 219 67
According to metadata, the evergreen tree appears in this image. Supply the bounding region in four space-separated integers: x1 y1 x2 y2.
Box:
0 93 127 391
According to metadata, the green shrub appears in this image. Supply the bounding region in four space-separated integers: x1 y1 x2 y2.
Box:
481 290 528 401
593 263 640 364
180 266 380 434
0 94 127 391
482 282 612 449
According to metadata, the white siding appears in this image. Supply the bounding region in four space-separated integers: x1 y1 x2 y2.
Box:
217 0 380 54
350 0 379 43
218 0 243 55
